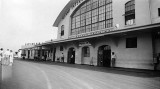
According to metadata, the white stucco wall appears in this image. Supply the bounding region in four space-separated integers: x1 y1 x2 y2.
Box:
113 0 151 30
57 0 152 40
54 32 154 69
54 0 156 69
150 0 160 23
57 15 70 40
116 33 153 69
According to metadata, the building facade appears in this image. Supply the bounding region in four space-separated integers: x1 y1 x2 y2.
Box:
22 0 160 70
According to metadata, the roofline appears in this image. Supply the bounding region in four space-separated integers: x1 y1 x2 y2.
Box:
22 23 160 50
46 23 160 45
53 0 79 27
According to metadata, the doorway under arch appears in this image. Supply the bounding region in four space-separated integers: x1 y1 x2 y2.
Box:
81 46 90 64
68 47 75 64
97 45 111 67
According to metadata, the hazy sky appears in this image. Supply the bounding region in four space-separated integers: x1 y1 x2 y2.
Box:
0 0 70 51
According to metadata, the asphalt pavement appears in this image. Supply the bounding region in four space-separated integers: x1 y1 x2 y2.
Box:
0 62 2 89
1 59 160 89
22 59 160 78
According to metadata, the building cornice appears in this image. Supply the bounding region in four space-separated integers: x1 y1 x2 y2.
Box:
22 23 160 50
53 0 80 27
47 23 160 45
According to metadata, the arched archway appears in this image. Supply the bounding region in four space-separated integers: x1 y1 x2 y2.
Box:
68 47 75 64
53 48 56 62
97 45 111 67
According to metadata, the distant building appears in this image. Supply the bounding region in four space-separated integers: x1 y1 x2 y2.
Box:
21 0 160 70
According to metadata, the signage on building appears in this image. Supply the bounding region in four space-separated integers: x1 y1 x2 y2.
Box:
69 27 117 39
79 41 91 47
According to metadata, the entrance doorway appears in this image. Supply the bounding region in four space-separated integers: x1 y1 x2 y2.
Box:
53 48 56 62
98 45 111 67
68 48 75 64
28 50 30 59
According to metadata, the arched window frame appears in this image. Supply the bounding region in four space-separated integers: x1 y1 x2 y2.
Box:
71 0 113 35
125 0 135 25
61 25 64 36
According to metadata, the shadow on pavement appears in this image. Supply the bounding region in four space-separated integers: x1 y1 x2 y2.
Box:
18 59 160 78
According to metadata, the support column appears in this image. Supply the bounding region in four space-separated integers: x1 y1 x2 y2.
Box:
40 46 43 60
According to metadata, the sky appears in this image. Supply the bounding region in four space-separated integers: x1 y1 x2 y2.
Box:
0 0 70 52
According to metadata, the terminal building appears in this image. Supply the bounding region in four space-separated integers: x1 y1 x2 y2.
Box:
21 0 160 70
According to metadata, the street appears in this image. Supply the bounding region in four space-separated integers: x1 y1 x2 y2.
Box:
1 59 160 89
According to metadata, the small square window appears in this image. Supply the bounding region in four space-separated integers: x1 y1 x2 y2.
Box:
126 37 137 48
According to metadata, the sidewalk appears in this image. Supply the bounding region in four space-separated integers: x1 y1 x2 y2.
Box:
0 62 2 89
20 58 160 78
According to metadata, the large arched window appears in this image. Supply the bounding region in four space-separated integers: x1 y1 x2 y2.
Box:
71 0 113 35
125 0 135 25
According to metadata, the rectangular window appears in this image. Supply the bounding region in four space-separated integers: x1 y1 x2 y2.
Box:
78 27 83 34
71 29 76 35
99 13 105 21
86 5 91 11
84 47 90 57
60 46 63 51
61 25 64 36
125 0 135 25
80 14 86 20
76 21 80 28
99 0 105 6
76 16 80 22
92 23 98 31
106 0 112 4
72 17 76 23
76 28 80 34
72 23 75 29
92 15 98 23
99 21 105 29
81 26 86 33
125 14 135 25
86 11 91 18
92 8 98 16
106 11 112 19
86 25 91 32
92 1 98 9
99 6 105 14
126 37 137 48
86 18 91 25
81 20 85 26
81 7 86 14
